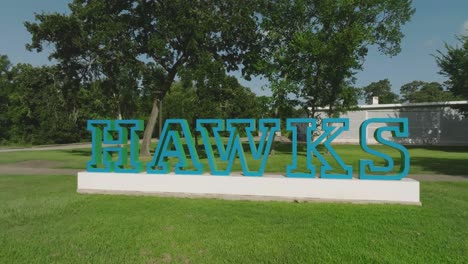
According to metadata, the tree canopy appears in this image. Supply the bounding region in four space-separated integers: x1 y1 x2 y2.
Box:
362 79 399 104
5 0 418 146
0 55 13 141
258 0 414 117
25 0 264 155
0 54 269 145
0 54 113 144
435 36 468 100
400 80 459 103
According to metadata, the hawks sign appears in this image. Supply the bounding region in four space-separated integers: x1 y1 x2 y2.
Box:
86 118 410 180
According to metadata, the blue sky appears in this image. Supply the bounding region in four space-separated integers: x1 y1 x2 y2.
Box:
1 0 467 96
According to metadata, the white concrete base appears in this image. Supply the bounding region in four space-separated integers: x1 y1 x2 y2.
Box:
77 172 420 205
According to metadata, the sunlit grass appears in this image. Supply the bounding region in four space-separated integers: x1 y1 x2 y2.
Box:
0 141 467 175
0 175 466 263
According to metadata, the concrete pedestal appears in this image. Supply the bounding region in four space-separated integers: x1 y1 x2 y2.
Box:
77 172 420 205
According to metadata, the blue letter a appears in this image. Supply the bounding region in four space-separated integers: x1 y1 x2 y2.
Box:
147 119 202 174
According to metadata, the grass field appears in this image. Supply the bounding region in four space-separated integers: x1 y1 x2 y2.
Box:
0 144 467 262
1 143 467 175
0 175 467 263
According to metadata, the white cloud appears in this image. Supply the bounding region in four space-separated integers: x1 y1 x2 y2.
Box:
462 20 468 36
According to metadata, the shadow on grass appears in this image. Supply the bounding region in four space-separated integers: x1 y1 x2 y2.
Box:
391 155 468 177
179 142 326 159
193 142 340 161
67 149 92 156
72 141 468 176
406 146 468 153
409 157 468 177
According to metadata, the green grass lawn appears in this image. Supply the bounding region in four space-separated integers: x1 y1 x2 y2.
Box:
0 175 466 263
0 143 467 175
0 149 91 169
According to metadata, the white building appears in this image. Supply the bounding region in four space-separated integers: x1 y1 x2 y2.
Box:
300 100 468 146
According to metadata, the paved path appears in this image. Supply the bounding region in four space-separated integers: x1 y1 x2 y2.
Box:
0 166 81 175
1 140 466 181
0 140 161 153
0 143 93 152
0 163 466 181
0 136 292 153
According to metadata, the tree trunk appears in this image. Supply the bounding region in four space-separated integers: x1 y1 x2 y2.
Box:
269 132 276 156
139 61 181 157
191 117 200 150
140 98 160 157
117 105 123 120
117 103 123 147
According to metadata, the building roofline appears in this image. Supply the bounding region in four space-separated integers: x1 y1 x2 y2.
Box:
311 100 468 111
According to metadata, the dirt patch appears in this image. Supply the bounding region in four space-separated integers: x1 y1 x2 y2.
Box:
10 160 64 169
0 160 466 181
0 166 80 175
0 160 80 175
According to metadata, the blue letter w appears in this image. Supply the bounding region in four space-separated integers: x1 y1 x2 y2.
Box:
196 119 280 176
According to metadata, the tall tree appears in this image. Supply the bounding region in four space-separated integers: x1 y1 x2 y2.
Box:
0 55 13 141
400 80 459 103
164 78 263 146
26 0 263 156
400 80 424 102
362 79 399 104
435 36 468 100
25 1 143 122
259 0 414 118
0 55 112 145
256 96 274 118
5 64 91 144
133 0 262 155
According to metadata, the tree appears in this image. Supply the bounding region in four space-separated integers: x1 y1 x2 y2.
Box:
0 51 117 145
400 80 459 103
5 64 85 144
259 0 414 118
0 59 116 144
26 0 263 156
164 78 264 147
362 79 399 104
256 96 274 118
25 1 144 123
0 55 13 141
400 80 424 102
435 36 468 100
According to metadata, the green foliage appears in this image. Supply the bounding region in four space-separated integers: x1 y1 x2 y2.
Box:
25 1 143 120
163 81 266 141
2 0 419 145
400 80 460 103
26 0 264 154
259 0 414 117
25 0 264 153
0 55 13 141
256 96 274 118
436 36 468 100
268 79 300 119
0 54 118 145
164 81 263 121
362 79 399 104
